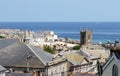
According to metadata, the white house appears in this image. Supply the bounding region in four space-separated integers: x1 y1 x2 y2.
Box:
0 65 6 76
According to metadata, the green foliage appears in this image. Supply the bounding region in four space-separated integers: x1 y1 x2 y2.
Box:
72 45 81 50
0 36 5 38
44 45 55 54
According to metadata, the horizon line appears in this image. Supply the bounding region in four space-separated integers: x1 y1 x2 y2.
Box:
0 21 120 23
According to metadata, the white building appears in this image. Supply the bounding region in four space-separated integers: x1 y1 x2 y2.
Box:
31 31 58 47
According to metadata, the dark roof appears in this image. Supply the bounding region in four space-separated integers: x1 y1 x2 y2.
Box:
0 65 5 71
74 72 96 76
6 73 33 76
0 38 19 49
0 39 53 68
28 45 53 65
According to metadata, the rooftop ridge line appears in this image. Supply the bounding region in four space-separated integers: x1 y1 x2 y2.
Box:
26 44 46 65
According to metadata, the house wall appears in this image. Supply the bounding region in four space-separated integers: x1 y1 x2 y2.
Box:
73 59 97 73
102 59 115 76
73 63 95 73
46 62 68 76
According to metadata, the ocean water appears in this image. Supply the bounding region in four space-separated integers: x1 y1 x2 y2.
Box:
0 22 120 43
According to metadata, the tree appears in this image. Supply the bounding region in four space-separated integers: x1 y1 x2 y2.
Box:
72 45 81 50
43 45 55 54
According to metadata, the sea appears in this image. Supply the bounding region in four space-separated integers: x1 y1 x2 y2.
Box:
0 22 120 43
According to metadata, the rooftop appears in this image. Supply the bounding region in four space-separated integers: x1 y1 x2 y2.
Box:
0 38 19 49
62 51 91 65
0 38 53 68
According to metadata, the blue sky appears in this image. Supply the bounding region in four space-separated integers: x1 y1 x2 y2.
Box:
0 0 120 22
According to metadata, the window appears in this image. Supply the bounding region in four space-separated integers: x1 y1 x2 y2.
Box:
112 64 118 76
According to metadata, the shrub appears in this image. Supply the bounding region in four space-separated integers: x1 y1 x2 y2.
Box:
43 45 55 54
72 45 81 50
0 36 5 38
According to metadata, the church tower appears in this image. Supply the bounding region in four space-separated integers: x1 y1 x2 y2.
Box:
80 29 92 45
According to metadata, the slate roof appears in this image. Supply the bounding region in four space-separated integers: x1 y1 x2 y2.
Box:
77 50 98 60
65 53 84 65
0 65 6 71
62 52 87 65
0 38 19 49
27 44 53 65
6 73 33 76
80 45 109 61
0 39 53 68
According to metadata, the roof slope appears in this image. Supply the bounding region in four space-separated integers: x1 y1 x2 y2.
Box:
0 38 19 49
62 52 84 65
0 39 53 68
27 44 53 65
77 50 99 60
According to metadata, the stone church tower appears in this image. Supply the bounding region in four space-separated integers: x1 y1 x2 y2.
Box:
80 29 92 45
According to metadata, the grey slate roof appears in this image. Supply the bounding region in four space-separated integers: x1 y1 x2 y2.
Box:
61 51 91 65
0 39 53 68
0 38 19 49
77 50 98 60
28 45 53 65
6 73 33 76
0 65 5 71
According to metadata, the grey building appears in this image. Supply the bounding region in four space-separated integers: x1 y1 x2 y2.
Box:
0 38 53 75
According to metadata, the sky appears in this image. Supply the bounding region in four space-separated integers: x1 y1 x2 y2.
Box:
0 0 120 22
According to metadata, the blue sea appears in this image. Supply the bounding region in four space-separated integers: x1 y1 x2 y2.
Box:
0 22 120 43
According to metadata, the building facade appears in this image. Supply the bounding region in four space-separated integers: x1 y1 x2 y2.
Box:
45 55 69 76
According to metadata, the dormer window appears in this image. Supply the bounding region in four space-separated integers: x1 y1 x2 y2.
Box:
112 64 118 76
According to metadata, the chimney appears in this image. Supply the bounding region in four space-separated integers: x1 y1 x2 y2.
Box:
110 39 120 56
